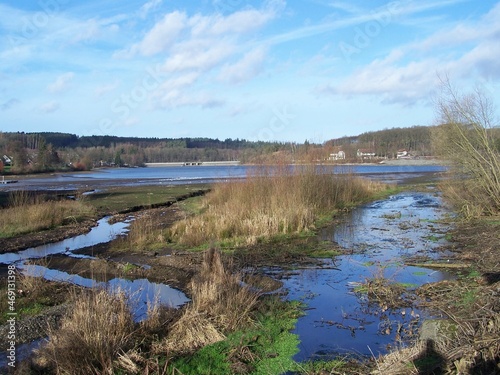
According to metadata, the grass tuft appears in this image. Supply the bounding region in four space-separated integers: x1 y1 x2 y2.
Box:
157 248 260 354
36 288 135 375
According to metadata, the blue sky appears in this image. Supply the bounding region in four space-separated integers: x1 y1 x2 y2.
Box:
1 0 499 143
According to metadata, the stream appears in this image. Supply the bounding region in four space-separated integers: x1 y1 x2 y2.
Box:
1 187 454 366
280 190 454 361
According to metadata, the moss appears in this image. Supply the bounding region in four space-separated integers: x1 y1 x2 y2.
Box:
170 341 232 375
168 297 303 375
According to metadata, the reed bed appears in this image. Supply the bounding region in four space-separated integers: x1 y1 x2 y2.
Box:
170 165 385 246
0 191 95 238
36 288 135 375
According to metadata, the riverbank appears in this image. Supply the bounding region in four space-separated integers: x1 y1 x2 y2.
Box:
375 215 500 374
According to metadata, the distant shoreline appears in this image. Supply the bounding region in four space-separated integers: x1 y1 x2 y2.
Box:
144 161 241 167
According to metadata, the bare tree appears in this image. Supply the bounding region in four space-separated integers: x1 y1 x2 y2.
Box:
433 77 500 217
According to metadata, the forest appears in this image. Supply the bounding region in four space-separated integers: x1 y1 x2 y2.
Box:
0 125 437 173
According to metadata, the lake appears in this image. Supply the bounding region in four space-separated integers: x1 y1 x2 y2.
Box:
5 164 447 191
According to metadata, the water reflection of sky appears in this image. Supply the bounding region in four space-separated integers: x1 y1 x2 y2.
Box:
0 217 130 265
281 191 454 361
21 264 190 321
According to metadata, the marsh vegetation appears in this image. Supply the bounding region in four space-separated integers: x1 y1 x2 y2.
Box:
170 165 388 247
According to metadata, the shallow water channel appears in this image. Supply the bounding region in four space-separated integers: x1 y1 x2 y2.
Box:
1 189 454 367
278 190 454 361
0 216 190 320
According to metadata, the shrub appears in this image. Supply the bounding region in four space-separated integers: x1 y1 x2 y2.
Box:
433 79 500 218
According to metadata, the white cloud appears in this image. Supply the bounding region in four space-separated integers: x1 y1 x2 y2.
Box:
118 2 282 111
218 47 266 84
94 81 120 97
47 72 75 94
127 11 187 56
189 6 278 36
319 2 500 105
139 0 162 19
162 39 235 73
39 101 60 113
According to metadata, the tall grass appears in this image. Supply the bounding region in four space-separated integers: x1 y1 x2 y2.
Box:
122 213 165 250
158 248 260 353
0 191 96 238
37 288 135 375
170 165 384 246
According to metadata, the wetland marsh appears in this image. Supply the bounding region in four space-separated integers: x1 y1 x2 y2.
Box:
1 165 497 374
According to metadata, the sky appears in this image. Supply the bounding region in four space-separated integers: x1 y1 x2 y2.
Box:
1 0 500 143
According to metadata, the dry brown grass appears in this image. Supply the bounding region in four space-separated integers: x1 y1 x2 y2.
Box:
124 213 166 249
170 165 385 246
373 339 449 375
36 288 135 375
0 191 96 238
156 248 260 354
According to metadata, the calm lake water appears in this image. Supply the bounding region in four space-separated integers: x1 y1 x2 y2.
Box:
7 164 447 190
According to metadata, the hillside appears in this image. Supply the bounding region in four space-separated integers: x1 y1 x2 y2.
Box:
0 126 436 173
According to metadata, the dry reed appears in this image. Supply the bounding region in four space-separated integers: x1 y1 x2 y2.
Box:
158 248 260 354
0 191 95 238
170 165 383 246
36 288 135 375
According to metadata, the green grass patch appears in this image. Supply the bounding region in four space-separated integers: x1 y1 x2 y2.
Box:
296 359 347 374
17 302 46 318
86 184 209 214
168 297 303 375
176 195 206 216
308 247 342 258
381 211 402 220
122 263 137 273
456 289 478 307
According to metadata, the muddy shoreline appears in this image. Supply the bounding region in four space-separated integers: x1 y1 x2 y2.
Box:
0 189 208 255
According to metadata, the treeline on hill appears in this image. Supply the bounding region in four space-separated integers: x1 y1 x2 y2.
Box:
0 132 293 173
0 126 436 173
325 125 433 160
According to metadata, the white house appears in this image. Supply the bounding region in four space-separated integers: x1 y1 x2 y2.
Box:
356 149 376 159
397 149 410 159
328 150 346 160
2 155 12 166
